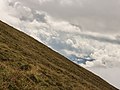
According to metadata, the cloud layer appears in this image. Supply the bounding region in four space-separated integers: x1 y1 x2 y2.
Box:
0 0 120 88
15 0 120 34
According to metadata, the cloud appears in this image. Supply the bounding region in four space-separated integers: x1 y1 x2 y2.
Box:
38 0 52 3
59 0 74 6
37 0 83 6
7 0 120 34
0 0 120 88
78 32 120 45
1 0 120 67
1 0 120 69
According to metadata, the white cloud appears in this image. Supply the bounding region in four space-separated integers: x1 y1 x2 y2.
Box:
38 0 52 4
59 0 85 6
59 0 73 6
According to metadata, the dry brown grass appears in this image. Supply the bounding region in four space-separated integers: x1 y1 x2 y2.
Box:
0 20 118 90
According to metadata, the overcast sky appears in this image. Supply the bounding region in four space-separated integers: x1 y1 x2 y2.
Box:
16 0 120 34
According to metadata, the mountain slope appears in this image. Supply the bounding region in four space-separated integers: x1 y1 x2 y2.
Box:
0 20 118 90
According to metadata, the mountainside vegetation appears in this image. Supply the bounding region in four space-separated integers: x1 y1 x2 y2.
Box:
0 20 118 90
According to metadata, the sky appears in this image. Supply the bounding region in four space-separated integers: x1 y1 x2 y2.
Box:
0 0 120 89
17 0 120 34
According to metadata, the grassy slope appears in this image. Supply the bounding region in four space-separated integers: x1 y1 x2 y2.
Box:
0 20 118 90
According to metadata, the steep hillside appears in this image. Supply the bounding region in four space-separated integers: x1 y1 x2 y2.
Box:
0 20 118 90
